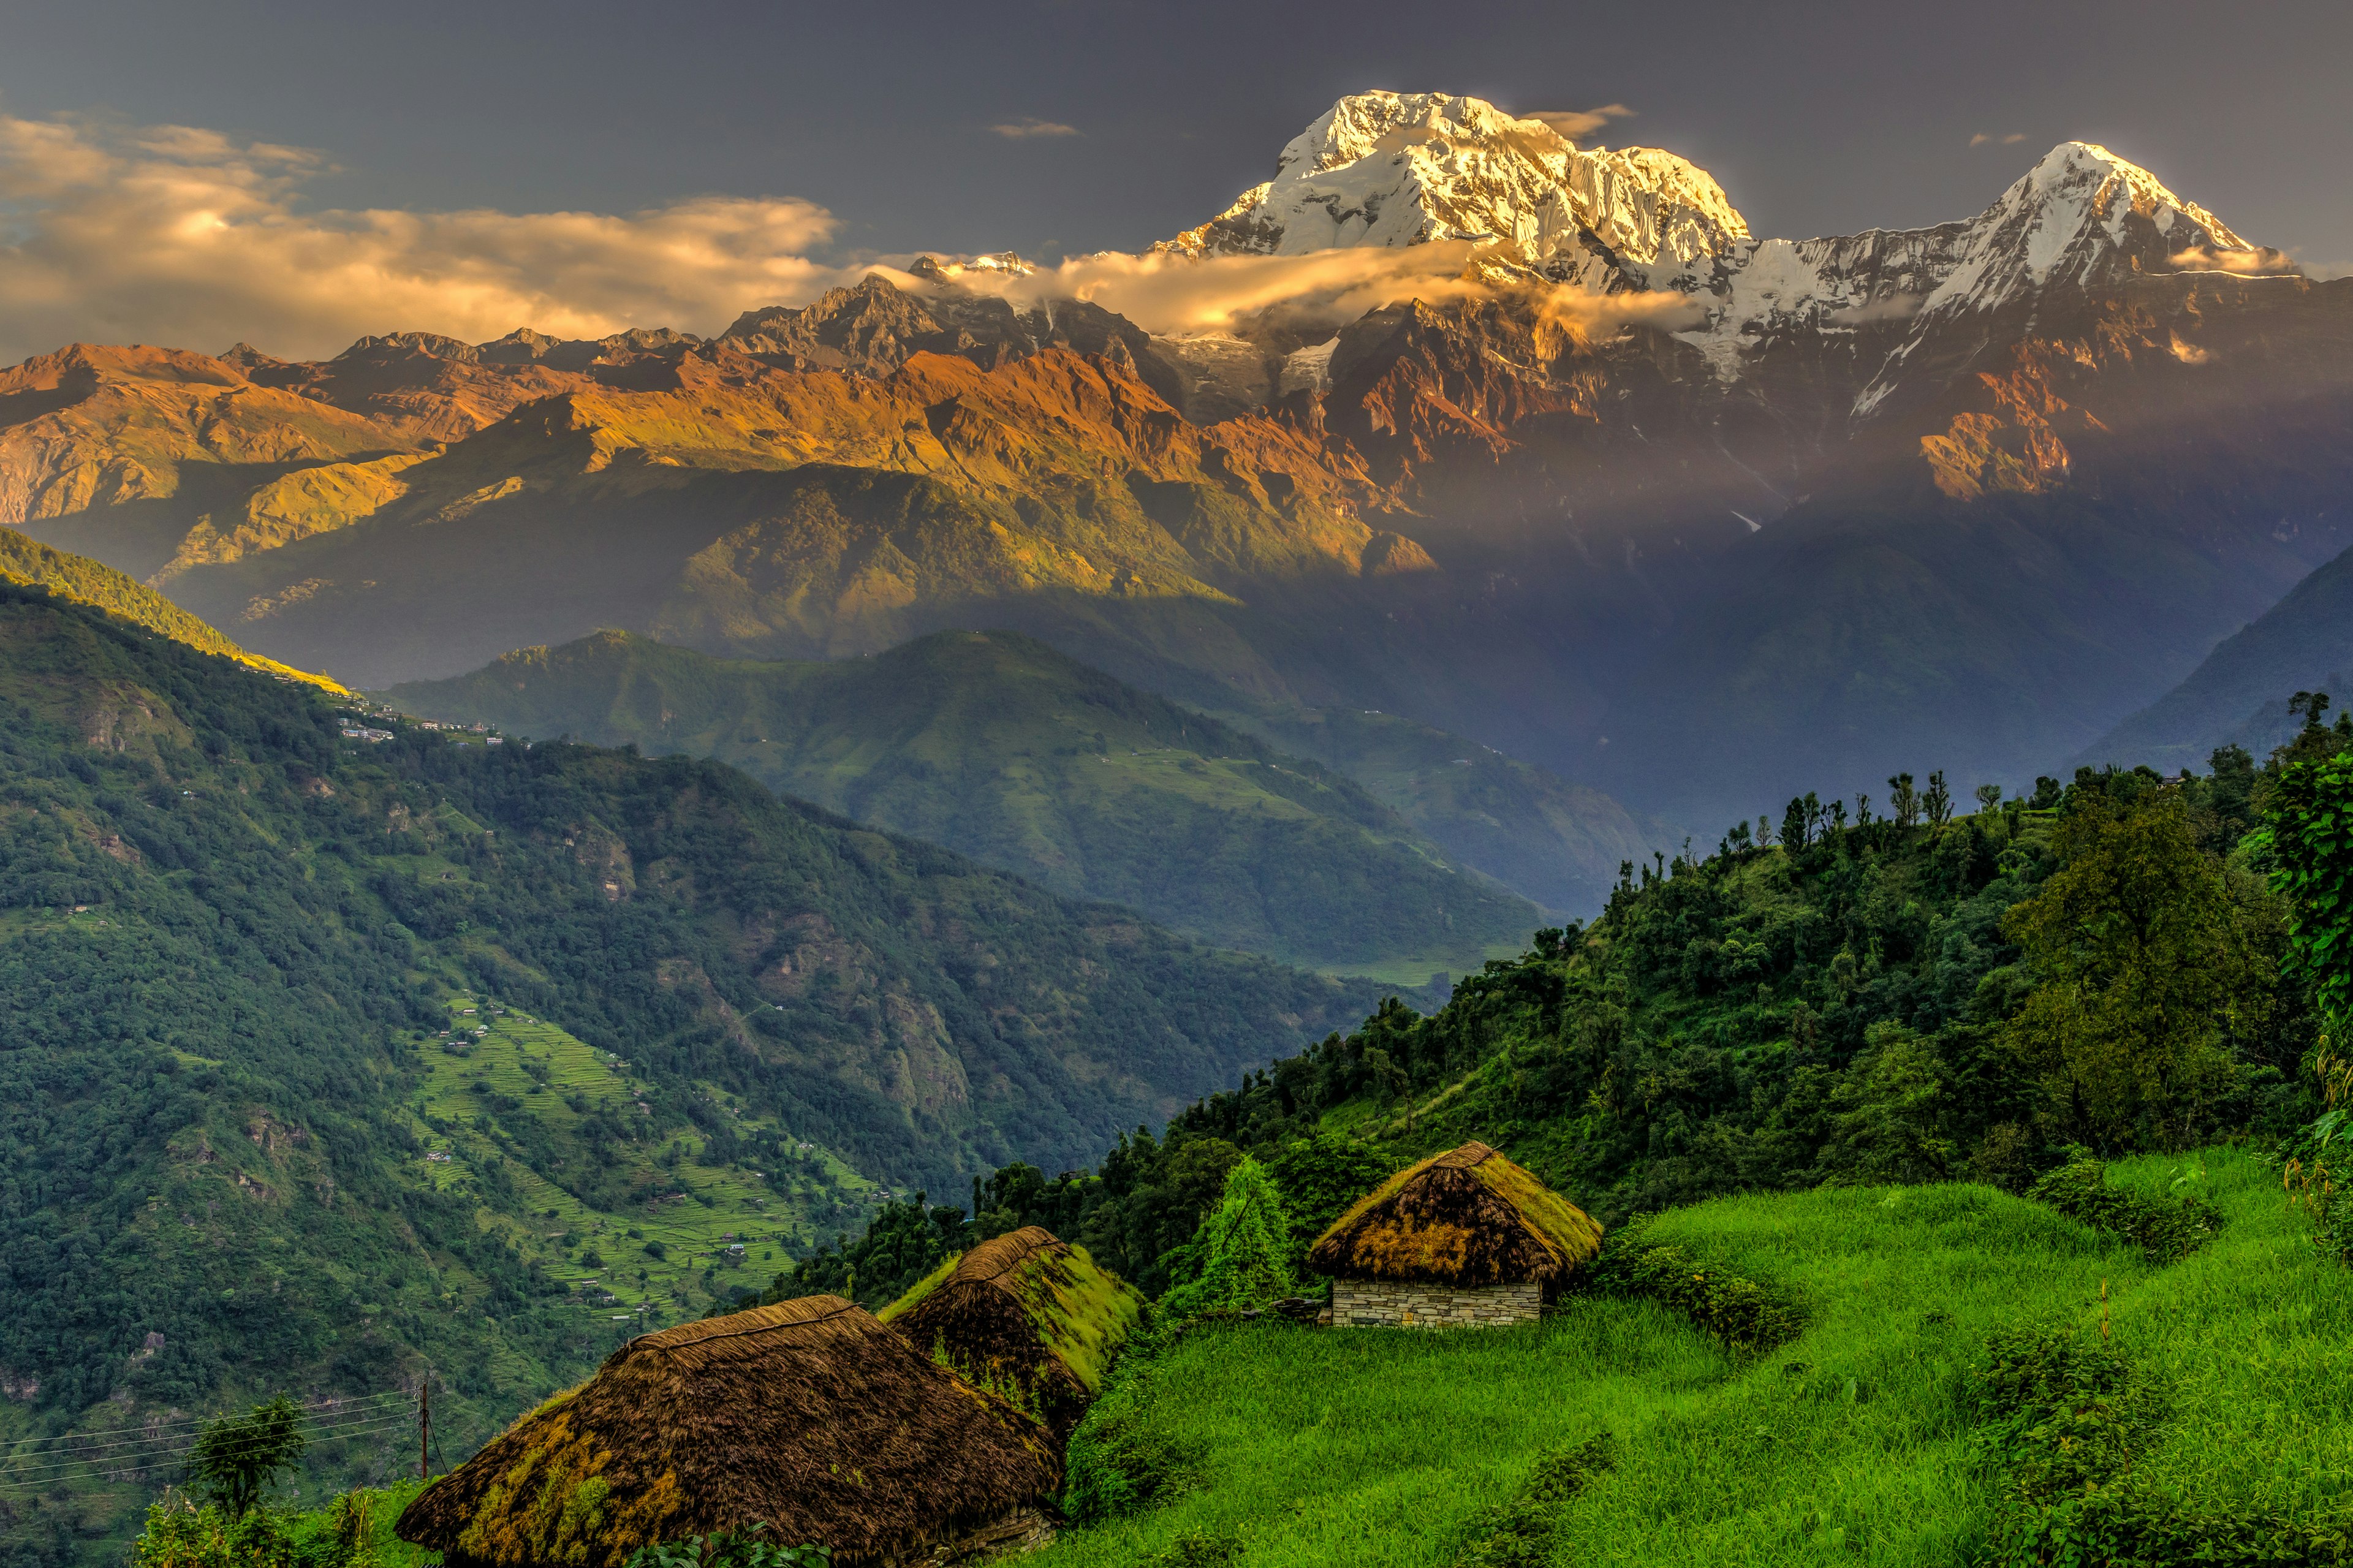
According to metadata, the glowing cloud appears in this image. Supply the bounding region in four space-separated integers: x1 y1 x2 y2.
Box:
990 118 1080 140
1526 104 1637 142
1969 132 2028 147
2167 243 2301 276
924 240 1699 344
0 113 869 363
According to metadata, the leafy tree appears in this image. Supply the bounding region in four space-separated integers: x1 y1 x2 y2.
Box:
1264 1135 1394 1265
1974 784 2004 816
186 1398 306 1520
1158 1156 1295 1320
2001 787 2240 1149
1781 797 1810 853
1923 771 1953 828
2258 748 2353 1029
1889 774 1920 828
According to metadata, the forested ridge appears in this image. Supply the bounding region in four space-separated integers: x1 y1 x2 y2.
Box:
0 585 1371 1564
779 735 2334 1308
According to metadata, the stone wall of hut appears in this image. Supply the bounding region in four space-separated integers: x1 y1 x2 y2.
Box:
1330 1279 1542 1328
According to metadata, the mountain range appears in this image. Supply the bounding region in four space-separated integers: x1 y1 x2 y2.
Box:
383 627 1552 980
4 89 2348 842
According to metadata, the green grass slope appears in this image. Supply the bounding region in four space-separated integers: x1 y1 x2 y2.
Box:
0 585 1374 1564
0 526 345 691
385 628 1544 980
1038 1149 2349 1566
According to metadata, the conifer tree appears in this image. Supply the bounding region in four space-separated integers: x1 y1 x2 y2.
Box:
1158 1156 1295 1320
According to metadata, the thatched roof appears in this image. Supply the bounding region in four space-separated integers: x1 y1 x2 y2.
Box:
1306 1142 1602 1288
395 1295 1058 1568
882 1226 1142 1441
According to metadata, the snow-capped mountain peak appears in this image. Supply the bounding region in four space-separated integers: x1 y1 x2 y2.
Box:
1917 140 2245 313
1158 90 1749 275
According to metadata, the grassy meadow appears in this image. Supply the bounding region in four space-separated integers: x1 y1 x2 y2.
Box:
1036 1148 2351 1566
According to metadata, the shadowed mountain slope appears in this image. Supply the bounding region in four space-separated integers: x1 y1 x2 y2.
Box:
387 628 1547 979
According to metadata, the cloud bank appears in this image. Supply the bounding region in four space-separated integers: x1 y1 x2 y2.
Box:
923 240 1699 344
2166 243 2302 276
0 113 869 363
0 110 1701 368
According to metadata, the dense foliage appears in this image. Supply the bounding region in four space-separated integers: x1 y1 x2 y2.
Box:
0 586 1370 1564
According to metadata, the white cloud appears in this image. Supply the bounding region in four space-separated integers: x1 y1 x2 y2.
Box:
922 240 1699 343
990 118 1080 140
1526 104 1636 142
0 112 869 362
1969 132 2028 147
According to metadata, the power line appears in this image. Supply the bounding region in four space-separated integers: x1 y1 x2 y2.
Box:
6 1403 417 1463
0 1414 418 1485
8 1392 411 1449
0 1413 417 1488
7 1395 413 1455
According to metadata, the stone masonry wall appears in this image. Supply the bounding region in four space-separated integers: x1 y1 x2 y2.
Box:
1330 1278 1542 1328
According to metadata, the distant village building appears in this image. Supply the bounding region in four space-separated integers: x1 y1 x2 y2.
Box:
396 1295 1059 1566
1308 1142 1603 1329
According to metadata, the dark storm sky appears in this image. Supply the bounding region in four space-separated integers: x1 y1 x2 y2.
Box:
6 0 2350 265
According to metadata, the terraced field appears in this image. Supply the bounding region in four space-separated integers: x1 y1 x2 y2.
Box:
398 995 881 1327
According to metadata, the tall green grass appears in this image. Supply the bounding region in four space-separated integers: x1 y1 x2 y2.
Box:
1035 1148 2352 1566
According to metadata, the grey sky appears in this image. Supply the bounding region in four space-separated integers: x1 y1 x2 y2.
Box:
4 0 2350 294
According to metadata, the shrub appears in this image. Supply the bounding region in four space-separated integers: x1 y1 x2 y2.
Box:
1972 1327 2353 1564
624 1526 830 1566
1061 1324 1206 1524
1454 1433 1617 1567
1580 1221 1803 1351
2028 1152 2223 1260
131 1494 297 1568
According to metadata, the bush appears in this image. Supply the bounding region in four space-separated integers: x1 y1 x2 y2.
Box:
1454 1433 1617 1567
625 1526 830 1566
131 1495 296 1568
1580 1221 1803 1351
1061 1325 1206 1524
1972 1326 2353 1564
2028 1153 2223 1260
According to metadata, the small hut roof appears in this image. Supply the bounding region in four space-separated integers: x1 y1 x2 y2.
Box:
1306 1141 1602 1287
395 1295 1057 1568
883 1227 1142 1438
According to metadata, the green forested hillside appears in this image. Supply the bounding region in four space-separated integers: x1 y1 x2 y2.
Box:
386 629 1544 980
0 527 343 692
0 585 1371 1564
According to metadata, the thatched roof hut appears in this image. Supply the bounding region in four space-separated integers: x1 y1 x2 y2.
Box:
881 1226 1142 1440
394 1295 1059 1567
1308 1142 1602 1306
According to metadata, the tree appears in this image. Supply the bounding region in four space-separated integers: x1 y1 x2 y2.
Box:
1975 784 2005 816
2259 748 2353 1030
187 1397 306 1520
1265 1135 1393 1266
1923 771 1953 828
1889 774 1920 828
1781 797 1810 852
2001 787 2240 1149
1158 1156 1295 1320
2290 691 2333 730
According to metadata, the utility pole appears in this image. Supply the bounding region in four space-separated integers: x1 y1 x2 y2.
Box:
419 1376 431 1481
